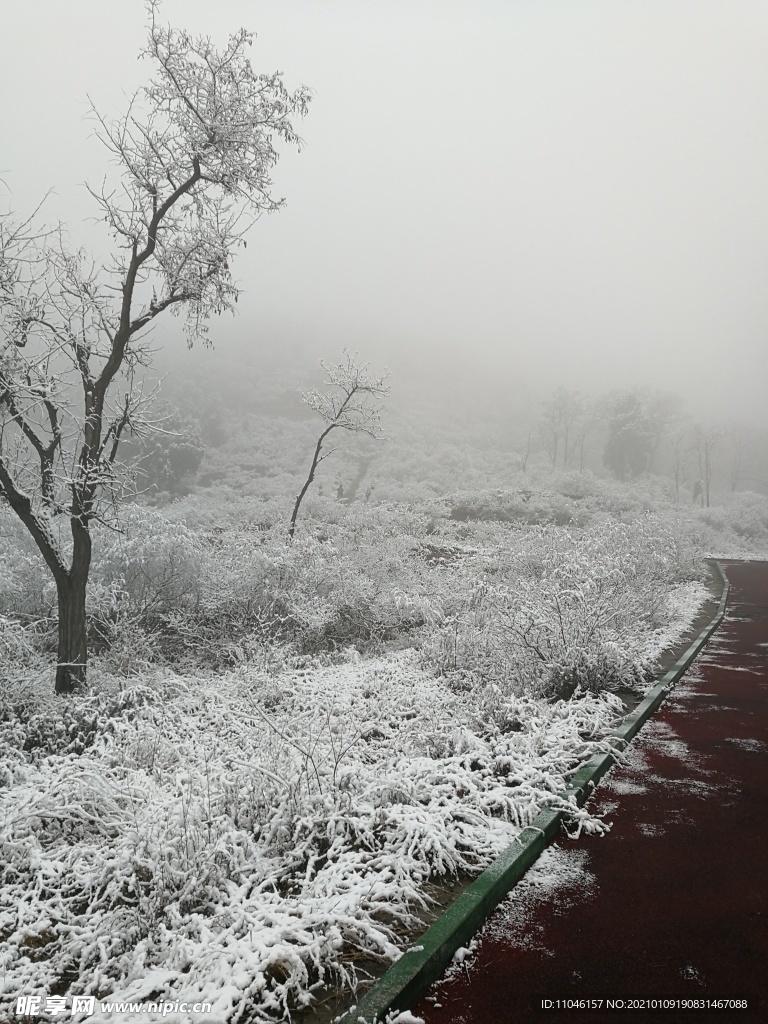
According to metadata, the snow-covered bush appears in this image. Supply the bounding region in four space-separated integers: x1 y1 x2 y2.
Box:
698 491 768 544
1 657 622 1022
448 487 590 528
0 476 713 680
0 511 58 618
0 616 42 674
0 463 728 1021
422 517 703 698
91 507 205 618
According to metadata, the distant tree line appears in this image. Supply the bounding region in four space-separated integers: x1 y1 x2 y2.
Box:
525 385 765 505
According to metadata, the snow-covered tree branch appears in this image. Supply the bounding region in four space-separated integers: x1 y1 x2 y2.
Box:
289 351 390 540
0 1 311 692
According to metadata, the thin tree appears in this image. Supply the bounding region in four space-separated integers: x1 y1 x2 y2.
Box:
520 428 534 473
558 389 583 468
643 390 678 473
0 1 310 692
726 426 756 493
669 428 691 503
539 387 582 469
693 424 726 508
289 352 390 540
539 395 563 468
575 406 594 473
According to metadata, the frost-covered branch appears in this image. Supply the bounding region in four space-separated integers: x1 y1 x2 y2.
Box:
0 1 311 690
289 351 390 540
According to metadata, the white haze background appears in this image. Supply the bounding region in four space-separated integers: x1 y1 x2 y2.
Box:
1 0 766 422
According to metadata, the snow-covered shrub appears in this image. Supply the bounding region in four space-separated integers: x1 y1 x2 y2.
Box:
0 616 42 673
91 507 204 618
422 517 703 698
448 487 589 528
147 501 438 663
699 491 768 544
0 460 726 1021
0 672 151 759
0 657 621 1022
2 463 724 683
0 511 57 618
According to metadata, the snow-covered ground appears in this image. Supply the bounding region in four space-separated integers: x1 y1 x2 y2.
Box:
4 472 765 1022
1 583 707 1023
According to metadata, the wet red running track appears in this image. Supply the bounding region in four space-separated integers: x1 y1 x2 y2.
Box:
414 561 767 1024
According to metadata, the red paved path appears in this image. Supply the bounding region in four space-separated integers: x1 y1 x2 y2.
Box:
414 561 767 1023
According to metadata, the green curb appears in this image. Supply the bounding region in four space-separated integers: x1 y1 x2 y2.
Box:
345 562 730 1024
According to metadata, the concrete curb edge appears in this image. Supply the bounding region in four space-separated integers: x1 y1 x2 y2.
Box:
344 562 730 1024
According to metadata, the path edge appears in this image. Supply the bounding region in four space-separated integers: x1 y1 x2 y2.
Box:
344 561 730 1024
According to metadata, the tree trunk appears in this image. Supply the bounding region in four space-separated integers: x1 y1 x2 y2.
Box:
55 528 92 694
289 424 335 541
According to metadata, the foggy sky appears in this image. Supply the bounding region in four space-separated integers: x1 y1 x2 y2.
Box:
2 0 767 422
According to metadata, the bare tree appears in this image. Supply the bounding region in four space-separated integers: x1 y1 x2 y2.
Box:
669 428 691 502
574 402 596 473
693 424 727 508
727 426 756 493
559 389 583 468
0 2 310 692
289 352 390 540
520 428 534 473
643 390 679 473
539 387 582 469
539 393 563 468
